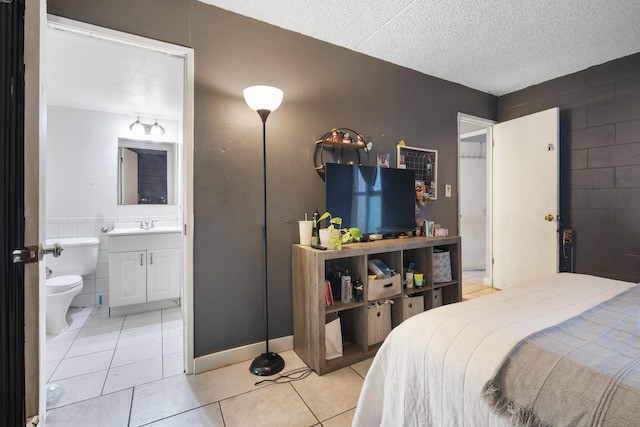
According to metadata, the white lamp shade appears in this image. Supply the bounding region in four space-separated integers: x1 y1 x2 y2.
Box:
243 85 283 112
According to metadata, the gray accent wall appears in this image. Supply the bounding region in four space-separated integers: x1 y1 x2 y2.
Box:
47 0 497 356
498 53 640 283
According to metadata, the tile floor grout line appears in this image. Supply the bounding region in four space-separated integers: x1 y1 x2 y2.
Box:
349 364 366 380
100 308 126 397
217 400 228 427
127 386 135 427
288 380 321 426
46 307 93 386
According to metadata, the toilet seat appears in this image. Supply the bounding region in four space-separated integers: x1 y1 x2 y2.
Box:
46 275 83 294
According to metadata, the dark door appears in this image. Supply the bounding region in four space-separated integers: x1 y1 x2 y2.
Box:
1 1 26 425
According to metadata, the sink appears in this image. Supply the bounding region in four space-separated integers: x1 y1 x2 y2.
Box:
107 225 182 236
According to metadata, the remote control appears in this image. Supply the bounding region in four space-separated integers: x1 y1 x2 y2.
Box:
311 244 327 250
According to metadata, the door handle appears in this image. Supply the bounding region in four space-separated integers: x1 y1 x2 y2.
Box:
41 243 63 258
12 242 63 264
150 252 153 265
140 253 144 266
544 214 554 222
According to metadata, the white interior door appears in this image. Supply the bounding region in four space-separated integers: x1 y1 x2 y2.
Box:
492 107 559 289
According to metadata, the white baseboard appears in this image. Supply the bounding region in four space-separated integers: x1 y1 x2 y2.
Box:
193 335 293 374
109 298 180 317
483 276 492 286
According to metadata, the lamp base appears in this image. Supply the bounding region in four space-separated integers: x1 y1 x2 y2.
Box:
249 352 285 376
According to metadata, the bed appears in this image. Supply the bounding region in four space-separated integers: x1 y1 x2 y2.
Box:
353 273 640 426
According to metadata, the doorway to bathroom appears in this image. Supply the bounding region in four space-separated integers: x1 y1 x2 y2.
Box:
458 113 494 287
43 16 194 413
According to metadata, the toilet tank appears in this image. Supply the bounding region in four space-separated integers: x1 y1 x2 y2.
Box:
45 237 100 277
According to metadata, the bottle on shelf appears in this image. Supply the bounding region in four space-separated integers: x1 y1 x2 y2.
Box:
353 276 363 302
406 262 415 288
312 209 320 245
341 270 352 303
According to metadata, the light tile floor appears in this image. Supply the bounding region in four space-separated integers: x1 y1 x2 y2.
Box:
45 278 496 426
462 270 499 300
45 305 183 412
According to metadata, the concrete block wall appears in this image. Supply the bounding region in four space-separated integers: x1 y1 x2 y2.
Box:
498 53 640 282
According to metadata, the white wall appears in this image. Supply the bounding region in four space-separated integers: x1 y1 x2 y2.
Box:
459 138 487 270
46 105 182 306
47 105 181 219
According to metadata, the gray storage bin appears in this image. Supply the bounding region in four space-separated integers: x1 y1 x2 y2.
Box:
433 248 452 283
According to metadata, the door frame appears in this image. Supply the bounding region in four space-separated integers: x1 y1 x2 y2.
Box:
24 0 46 421
457 113 496 285
44 15 195 376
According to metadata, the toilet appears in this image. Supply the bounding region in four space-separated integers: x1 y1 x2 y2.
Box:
45 237 100 335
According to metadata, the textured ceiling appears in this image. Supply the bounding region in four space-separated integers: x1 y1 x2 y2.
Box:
199 0 640 95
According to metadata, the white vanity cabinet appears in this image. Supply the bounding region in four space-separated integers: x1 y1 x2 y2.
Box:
109 251 147 306
109 231 182 310
146 248 182 301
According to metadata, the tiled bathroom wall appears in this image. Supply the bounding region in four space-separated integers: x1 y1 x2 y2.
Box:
46 215 181 308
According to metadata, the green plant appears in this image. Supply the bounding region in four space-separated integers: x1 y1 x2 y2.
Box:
318 211 363 250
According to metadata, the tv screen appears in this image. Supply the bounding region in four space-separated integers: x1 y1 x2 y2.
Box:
325 163 416 236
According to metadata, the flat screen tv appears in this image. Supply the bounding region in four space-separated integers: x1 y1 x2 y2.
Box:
325 163 416 236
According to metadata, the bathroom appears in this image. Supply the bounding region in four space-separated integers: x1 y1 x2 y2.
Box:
44 22 188 408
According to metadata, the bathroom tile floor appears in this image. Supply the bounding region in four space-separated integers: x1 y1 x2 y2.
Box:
45 280 497 426
45 305 184 412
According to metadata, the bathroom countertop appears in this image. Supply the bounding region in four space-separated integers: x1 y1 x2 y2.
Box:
107 226 182 237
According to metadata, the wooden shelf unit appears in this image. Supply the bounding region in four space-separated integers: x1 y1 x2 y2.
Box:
292 236 461 375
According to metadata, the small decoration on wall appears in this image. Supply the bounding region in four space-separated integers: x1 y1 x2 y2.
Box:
320 128 369 149
314 128 372 180
414 180 431 208
377 153 390 168
397 144 438 201
331 129 340 143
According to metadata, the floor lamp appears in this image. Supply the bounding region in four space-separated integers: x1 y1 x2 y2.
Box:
243 85 286 376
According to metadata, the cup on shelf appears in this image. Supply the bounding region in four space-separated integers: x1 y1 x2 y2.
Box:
319 228 330 245
299 220 313 245
414 273 424 288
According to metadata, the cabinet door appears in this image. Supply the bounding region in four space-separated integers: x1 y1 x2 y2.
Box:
147 248 182 302
110 251 147 307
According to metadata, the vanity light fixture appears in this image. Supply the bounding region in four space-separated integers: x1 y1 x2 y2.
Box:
243 85 285 377
129 117 165 136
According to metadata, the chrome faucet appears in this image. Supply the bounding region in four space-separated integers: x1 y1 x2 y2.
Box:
137 220 156 230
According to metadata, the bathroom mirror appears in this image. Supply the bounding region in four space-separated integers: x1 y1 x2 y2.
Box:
117 138 177 205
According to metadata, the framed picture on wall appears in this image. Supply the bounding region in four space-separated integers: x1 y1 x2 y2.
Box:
397 145 438 200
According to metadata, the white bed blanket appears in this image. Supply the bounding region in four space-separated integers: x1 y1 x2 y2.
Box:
353 273 637 426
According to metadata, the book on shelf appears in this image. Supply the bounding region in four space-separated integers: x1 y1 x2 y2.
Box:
324 280 334 306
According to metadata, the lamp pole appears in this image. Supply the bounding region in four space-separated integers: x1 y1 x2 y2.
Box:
259 109 270 356
244 86 285 376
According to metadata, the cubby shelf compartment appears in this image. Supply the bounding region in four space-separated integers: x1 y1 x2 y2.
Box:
292 236 461 375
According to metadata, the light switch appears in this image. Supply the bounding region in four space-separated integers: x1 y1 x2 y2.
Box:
445 185 452 197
